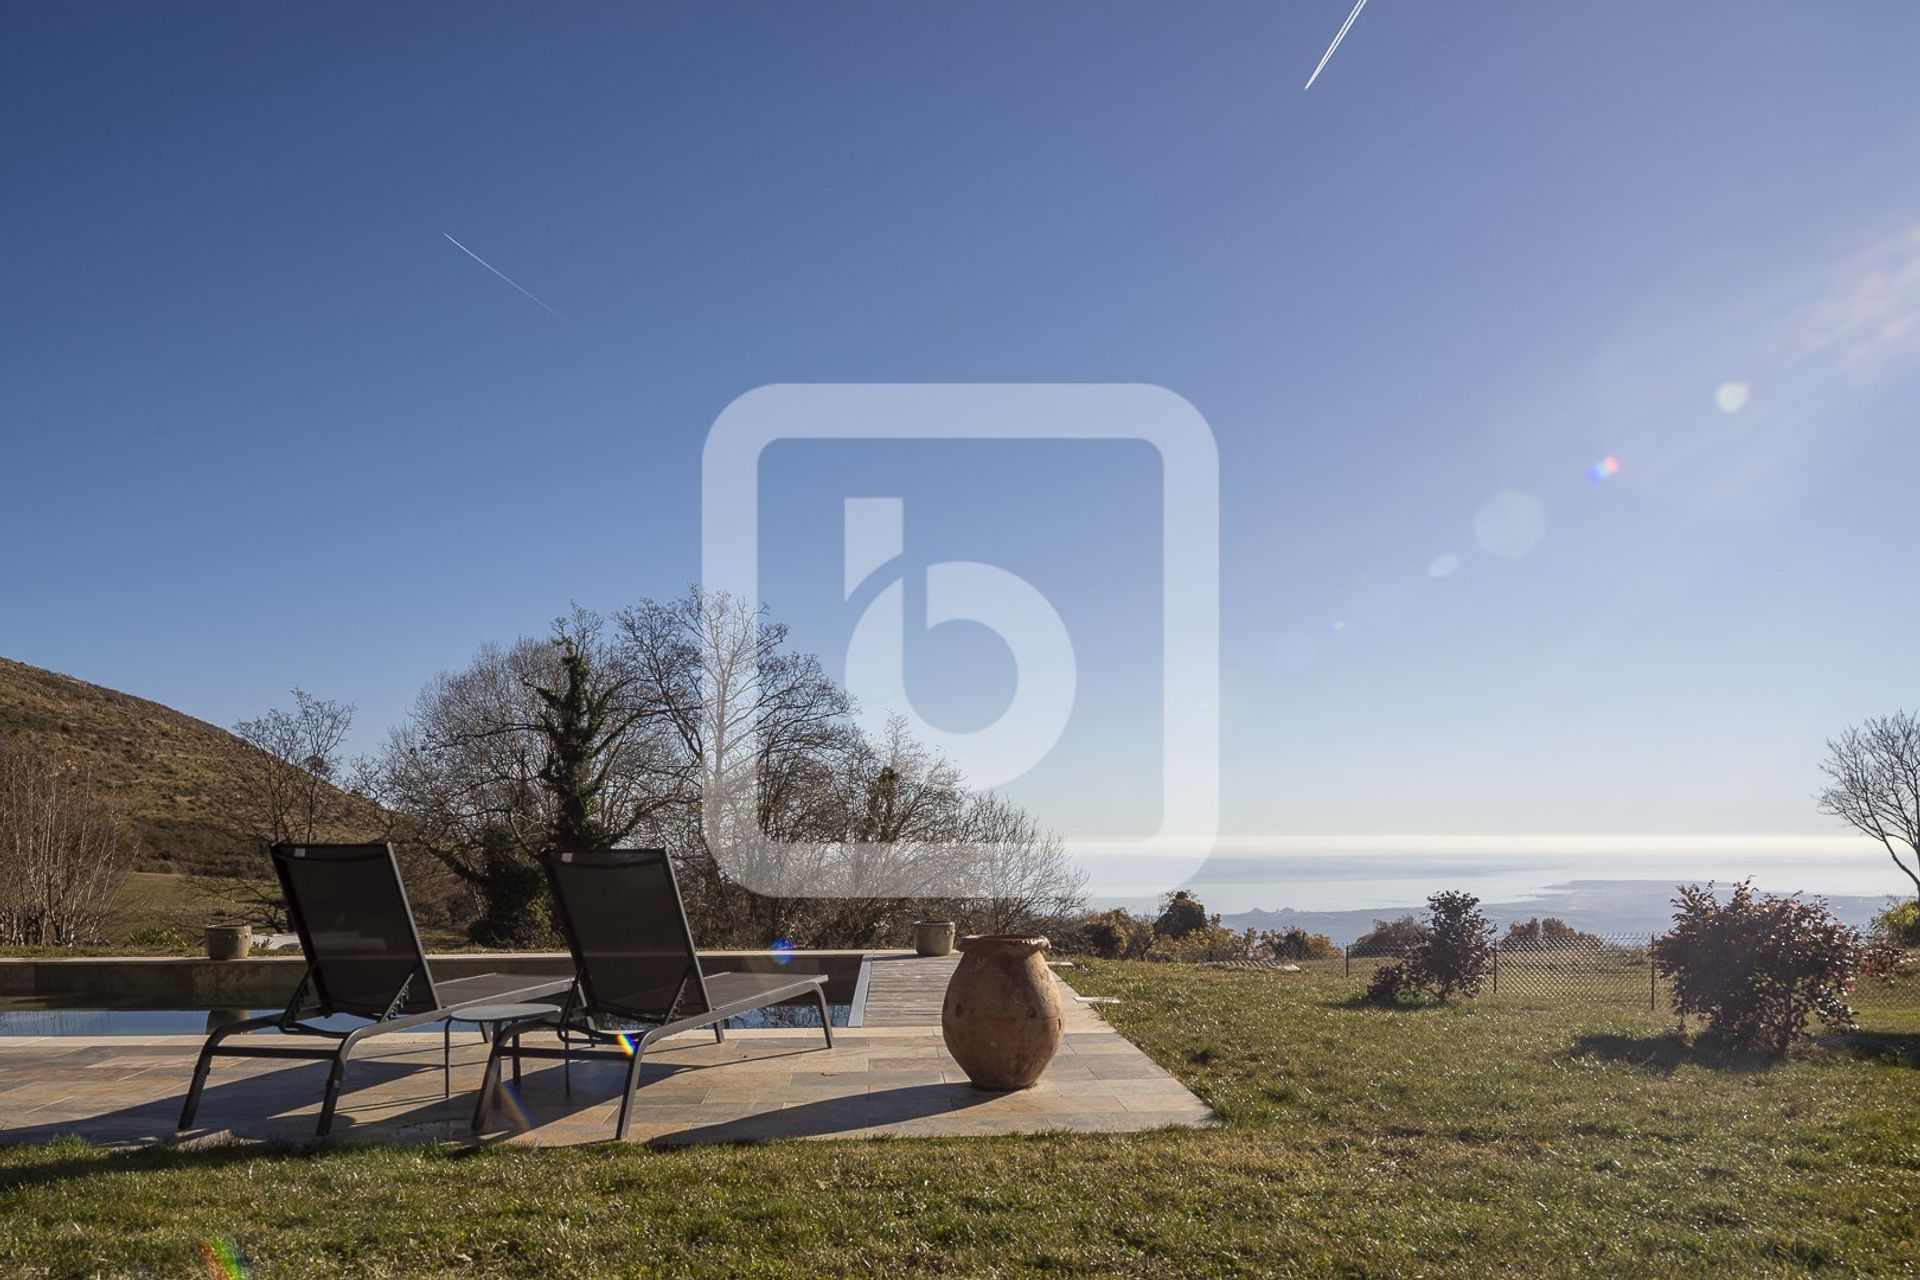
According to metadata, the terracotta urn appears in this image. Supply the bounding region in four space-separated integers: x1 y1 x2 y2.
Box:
941 934 1063 1090
913 919 956 957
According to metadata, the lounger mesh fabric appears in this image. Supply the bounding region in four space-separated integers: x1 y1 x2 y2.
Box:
273 844 437 1016
544 849 712 1023
469 847 833 1139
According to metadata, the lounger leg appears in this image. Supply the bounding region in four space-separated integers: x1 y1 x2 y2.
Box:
316 1027 381 1139
316 1054 348 1138
613 1034 651 1142
713 1023 726 1044
510 1028 522 1087
177 1012 279 1131
178 1040 220 1130
443 1017 453 1099
814 986 835 1048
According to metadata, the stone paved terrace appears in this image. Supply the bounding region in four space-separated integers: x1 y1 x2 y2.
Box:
0 956 1214 1147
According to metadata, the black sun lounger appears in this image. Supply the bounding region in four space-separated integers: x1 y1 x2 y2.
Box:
178 842 571 1138
472 848 833 1140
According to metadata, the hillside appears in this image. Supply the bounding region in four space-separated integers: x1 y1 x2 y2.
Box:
0 656 374 876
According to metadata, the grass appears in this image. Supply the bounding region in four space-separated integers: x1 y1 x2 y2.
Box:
0 873 473 956
1 963 1916 1278
1293 948 1920 1032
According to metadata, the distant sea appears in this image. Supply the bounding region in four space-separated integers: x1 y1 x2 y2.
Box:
1084 841 1909 945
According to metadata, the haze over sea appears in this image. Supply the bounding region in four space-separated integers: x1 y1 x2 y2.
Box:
1088 836 1905 943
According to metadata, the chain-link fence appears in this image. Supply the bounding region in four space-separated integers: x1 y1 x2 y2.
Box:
1220 937 1920 1032
1487 934 1661 1007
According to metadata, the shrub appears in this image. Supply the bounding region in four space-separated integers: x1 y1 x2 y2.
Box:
1416 891 1496 999
1153 890 1209 940
1500 916 1603 951
1363 890 1495 1005
1871 899 1920 948
1652 881 1898 1054
1145 924 1262 964
1364 958 1423 1005
1264 927 1338 961
1350 915 1430 957
1059 908 1152 959
123 924 199 953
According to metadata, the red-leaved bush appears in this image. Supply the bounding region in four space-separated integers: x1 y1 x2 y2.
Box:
1652 881 1901 1053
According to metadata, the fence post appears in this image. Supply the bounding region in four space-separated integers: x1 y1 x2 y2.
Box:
1648 933 1656 1012
1344 945 1350 978
1491 946 1498 994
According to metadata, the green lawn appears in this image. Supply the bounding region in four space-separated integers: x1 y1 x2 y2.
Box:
1 962 1915 1278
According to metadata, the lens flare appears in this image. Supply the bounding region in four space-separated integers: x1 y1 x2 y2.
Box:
613 1032 636 1058
491 1078 535 1132
1586 456 1621 484
1474 490 1547 558
1428 553 1460 579
1714 381 1750 414
197 1237 249 1279
771 937 796 964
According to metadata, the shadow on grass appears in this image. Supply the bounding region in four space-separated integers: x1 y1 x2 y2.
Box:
1330 992 1466 1013
1570 1031 1781 1075
0 1137 307 1195
0 1129 505 1195
1819 1031 1920 1066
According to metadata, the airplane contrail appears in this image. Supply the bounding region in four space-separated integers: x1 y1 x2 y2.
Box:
1304 0 1369 90
441 232 603 346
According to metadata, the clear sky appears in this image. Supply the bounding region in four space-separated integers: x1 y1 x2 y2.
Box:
4 3 1918 896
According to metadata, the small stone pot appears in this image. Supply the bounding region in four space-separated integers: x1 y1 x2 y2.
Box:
912 919 956 958
203 924 252 961
941 934 1063 1090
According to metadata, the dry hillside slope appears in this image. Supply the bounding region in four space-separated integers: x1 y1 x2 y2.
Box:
0 656 377 876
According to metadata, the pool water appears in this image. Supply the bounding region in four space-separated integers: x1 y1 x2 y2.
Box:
0 998 852 1037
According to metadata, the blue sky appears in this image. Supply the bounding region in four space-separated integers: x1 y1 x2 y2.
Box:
4 3 1918 896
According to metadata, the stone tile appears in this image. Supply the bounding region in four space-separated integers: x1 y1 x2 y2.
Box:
1083 1059 1169 1081
0 962 1212 1147
867 1052 946 1069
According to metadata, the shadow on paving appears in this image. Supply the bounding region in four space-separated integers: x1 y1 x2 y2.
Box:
645 1082 998 1146
0 1054 471 1148
0 1050 674 1150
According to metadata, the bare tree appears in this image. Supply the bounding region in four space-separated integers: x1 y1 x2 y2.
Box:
614 589 852 912
382 610 675 943
231 690 360 845
614 590 1086 943
1818 710 1920 902
0 742 132 946
380 588 1086 950
786 717 973 945
221 690 388 930
962 790 1087 935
